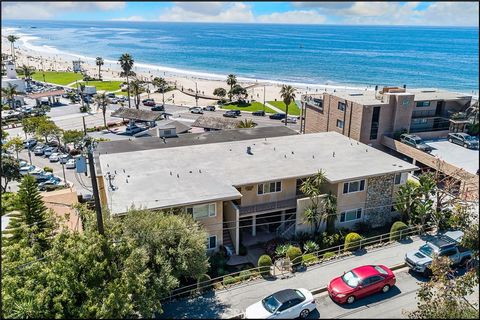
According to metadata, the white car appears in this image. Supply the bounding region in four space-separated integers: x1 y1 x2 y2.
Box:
65 158 76 169
190 107 204 114
20 165 36 175
49 152 61 162
281 117 297 124
245 288 316 319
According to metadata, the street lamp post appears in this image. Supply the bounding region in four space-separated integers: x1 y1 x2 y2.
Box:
263 85 266 112
195 81 198 107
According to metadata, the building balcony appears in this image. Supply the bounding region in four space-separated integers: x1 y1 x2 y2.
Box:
238 197 298 216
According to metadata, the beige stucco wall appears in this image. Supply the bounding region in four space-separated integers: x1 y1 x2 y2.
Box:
184 200 224 251
41 187 81 232
238 178 298 206
223 200 239 254
295 195 326 234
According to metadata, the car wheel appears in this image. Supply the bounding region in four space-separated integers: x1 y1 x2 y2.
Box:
464 143 468 148
347 296 355 304
382 285 390 293
422 268 432 277
448 138 453 142
299 309 310 319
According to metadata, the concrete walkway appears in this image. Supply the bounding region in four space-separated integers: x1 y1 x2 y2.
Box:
264 101 284 114
160 235 429 319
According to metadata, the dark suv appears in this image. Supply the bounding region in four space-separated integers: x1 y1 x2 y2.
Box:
252 110 265 116
269 113 286 120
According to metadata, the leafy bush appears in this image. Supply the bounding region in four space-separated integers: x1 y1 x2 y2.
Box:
320 233 343 249
302 253 318 266
43 166 53 173
393 128 408 140
264 237 287 258
390 221 409 241
344 232 363 251
197 274 211 291
275 244 292 258
303 240 319 253
1 192 20 215
69 149 81 156
2 105 10 110
323 252 336 259
258 255 272 276
286 246 302 266
208 251 226 277
238 270 252 281
239 243 247 256
223 276 238 286
292 232 312 248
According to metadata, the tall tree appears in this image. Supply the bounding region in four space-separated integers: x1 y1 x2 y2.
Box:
7 35 19 62
129 79 144 109
280 85 296 125
152 77 168 106
213 87 227 102
0 155 21 192
20 64 35 88
230 84 247 102
119 53 134 108
226 74 237 101
62 129 84 150
5 136 23 160
94 92 109 130
36 119 62 144
21 116 47 139
95 57 104 80
395 180 419 223
1 83 18 109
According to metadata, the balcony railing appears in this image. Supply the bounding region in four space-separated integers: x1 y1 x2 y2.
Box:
238 198 298 215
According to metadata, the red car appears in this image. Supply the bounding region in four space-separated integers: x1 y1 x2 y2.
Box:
327 265 396 304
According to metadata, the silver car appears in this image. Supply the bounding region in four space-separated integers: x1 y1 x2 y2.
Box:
448 133 479 149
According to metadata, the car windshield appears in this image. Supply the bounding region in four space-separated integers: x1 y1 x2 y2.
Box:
463 135 475 141
373 265 388 275
342 271 360 288
262 295 281 313
419 244 434 257
414 138 423 144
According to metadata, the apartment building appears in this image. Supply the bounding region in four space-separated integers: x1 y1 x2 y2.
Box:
96 128 417 255
301 87 472 147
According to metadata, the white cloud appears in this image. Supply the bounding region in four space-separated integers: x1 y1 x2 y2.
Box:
2 1 125 20
111 15 146 22
159 2 254 23
257 10 326 24
293 2 355 10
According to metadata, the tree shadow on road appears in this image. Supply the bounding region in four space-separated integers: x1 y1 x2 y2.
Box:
332 286 403 310
157 290 233 319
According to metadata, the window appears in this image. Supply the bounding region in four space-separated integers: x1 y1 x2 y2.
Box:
439 248 457 257
416 101 431 107
187 203 216 219
343 180 365 194
338 101 346 111
370 106 380 140
336 119 344 129
340 208 362 222
163 129 172 136
257 181 282 195
364 275 384 286
394 173 402 185
207 235 217 250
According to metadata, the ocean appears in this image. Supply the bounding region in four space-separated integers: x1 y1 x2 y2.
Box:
2 20 479 93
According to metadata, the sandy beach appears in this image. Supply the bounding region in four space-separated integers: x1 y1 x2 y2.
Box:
2 31 379 107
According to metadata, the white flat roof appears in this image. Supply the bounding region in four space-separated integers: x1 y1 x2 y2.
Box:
425 139 479 175
100 132 418 214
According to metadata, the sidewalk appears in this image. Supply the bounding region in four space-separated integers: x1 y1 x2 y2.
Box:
159 235 428 319
264 101 283 114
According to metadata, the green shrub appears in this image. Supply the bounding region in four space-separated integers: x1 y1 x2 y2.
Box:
275 244 292 257
216 267 226 277
43 166 53 173
286 246 302 266
320 232 343 249
1 192 20 215
344 232 363 251
303 240 319 253
2 105 10 110
197 274 211 291
258 255 272 276
390 221 409 241
323 252 336 259
239 243 247 256
239 270 252 281
223 276 237 286
302 253 318 266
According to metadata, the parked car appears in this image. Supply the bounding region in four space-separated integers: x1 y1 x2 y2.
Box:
223 110 238 118
252 110 266 116
405 230 472 277
20 165 36 176
28 169 53 182
49 152 61 162
142 98 154 104
59 154 72 164
230 109 241 116
143 100 156 107
327 265 396 304
43 147 58 157
245 288 316 319
23 138 37 149
38 177 62 191
400 134 433 153
447 133 479 149
65 158 76 169
269 113 286 120
190 107 204 114
118 96 126 102
151 105 165 112
203 105 216 111
33 145 47 156
110 97 119 104
107 93 116 98
282 117 297 124
125 123 144 135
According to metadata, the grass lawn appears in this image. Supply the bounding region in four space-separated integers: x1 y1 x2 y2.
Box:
115 91 129 96
31 71 83 85
221 101 276 114
268 101 301 116
73 81 124 92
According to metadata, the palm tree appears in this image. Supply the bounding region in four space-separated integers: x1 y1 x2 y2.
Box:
20 64 35 88
7 35 19 63
300 170 329 234
95 57 104 80
1 83 18 109
236 119 256 128
129 79 144 109
280 85 296 126
323 192 337 235
394 180 419 223
94 92 109 130
118 53 134 108
466 101 479 125
152 77 168 106
226 74 237 101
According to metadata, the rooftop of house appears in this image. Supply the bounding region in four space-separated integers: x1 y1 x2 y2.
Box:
99 131 418 215
192 115 241 130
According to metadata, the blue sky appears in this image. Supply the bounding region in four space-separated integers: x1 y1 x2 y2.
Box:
2 2 479 26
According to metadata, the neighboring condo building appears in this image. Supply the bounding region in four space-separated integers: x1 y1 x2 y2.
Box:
96 127 417 255
300 86 472 147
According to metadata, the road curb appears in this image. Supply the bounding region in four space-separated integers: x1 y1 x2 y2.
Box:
227 263 407 319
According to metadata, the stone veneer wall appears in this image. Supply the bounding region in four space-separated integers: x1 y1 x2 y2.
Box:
364 174 395 228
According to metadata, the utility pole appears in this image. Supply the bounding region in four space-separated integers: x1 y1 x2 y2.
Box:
195 82 198 107
85 137 104 235
263 85 266 112
82 116 87 135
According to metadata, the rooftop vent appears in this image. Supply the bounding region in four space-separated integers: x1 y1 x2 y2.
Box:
247 146 253 155
349 93 363 96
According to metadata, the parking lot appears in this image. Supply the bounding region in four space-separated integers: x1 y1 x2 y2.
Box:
425 138 479 175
